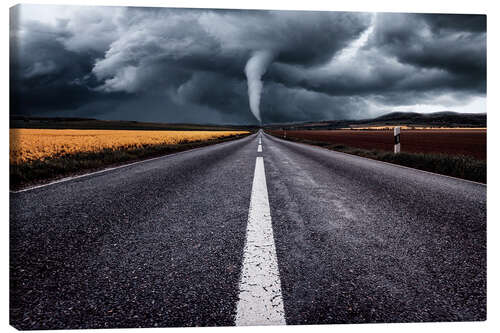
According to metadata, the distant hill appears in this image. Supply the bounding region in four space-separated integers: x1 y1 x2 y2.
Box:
371 111 485 126
9 116 259 131
265 111 486 130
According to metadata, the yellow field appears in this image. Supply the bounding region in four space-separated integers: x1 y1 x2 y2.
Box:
10 129 248 164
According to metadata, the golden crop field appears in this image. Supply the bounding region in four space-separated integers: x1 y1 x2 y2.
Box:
10 129 248 164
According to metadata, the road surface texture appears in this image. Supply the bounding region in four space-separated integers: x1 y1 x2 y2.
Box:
10 131 486 329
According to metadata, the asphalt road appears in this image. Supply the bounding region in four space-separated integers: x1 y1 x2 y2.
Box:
10 131 486 329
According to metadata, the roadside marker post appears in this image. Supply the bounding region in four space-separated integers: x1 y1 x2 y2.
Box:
394 126 401 153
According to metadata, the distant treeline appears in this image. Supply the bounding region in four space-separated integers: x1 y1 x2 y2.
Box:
10 111 487 131
10 116 260 132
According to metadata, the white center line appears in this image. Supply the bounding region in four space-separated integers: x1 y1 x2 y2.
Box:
235 157 286 326
257 144 262 152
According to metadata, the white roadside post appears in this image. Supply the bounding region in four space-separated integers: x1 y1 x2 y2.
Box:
394 126 401 153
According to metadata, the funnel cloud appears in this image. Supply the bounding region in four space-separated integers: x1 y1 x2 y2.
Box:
245 50 274 123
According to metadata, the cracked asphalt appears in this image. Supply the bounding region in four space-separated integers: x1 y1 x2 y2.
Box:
10 131 486 329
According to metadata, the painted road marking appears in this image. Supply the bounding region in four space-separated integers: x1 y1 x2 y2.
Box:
258 144 262 152
235 157 286 326
259 138 261 144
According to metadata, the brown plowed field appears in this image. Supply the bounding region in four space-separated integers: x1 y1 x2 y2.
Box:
270 129 486 160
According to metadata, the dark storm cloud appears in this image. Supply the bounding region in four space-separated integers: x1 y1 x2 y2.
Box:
370 13 486 90
10 8 128 117
268 13 485 95
260 83 372 123
10 5 486 124
421 14 486 33
88 9 370 92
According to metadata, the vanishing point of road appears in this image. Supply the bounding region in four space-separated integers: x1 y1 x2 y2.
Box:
10 130 486 329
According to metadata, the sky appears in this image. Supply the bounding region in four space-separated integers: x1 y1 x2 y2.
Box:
9 5 486 125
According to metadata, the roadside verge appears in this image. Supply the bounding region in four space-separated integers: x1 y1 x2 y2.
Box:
11 132 252 191
265 132 486 184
